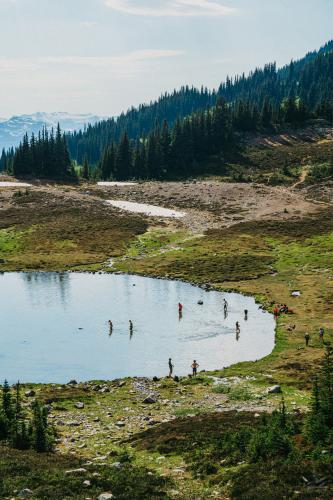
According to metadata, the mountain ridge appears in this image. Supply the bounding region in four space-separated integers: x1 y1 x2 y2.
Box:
0 112 103 151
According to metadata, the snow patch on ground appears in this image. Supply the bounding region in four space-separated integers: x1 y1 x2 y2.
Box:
0 182 32 187
97 182 137 187
106 199 186 218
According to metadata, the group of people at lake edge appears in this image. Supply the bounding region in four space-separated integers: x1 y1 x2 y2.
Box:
169 357 199 378
304 327 325 346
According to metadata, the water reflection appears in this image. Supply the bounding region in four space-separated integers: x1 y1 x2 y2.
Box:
21 272 70 308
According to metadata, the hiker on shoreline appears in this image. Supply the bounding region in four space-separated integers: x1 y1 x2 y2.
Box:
168 358 174 378
319 327 325 342
192 360 199 376
305 332 310 347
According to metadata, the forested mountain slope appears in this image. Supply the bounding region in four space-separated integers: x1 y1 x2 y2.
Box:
66 40 333 165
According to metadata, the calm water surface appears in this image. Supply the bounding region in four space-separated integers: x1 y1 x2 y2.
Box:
0 273 275 383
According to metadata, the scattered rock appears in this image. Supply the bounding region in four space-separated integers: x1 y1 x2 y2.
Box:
17 489 33 498
115 421 125 427
24 390 35 397
67 421 82 427
111 462 122 469
143 395 157 404
197 300 204 305
98 493 114 500
75 402 85 409
68 380 78 385
267 385 282 394
65 468 87 475
83 480 91 488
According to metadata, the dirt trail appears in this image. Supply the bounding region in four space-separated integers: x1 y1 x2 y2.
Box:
292 169 309 189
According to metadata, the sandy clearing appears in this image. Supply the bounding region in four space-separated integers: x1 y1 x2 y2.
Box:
97 182 137 187
106 199 186 218
0 182 32 187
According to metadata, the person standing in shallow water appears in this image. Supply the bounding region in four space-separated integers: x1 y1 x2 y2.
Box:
191 360 199 377
108 320 113 335
168 358 174 378
244 309 248 320
129 320 133 336
178 302 183 320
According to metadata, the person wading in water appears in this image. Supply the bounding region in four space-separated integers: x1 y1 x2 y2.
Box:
129 320 134 338
168 358 174 378
178 302 183 320
191 360 199 377
108 320 113 335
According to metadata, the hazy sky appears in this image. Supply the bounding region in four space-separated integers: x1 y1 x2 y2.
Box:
0 0 332 118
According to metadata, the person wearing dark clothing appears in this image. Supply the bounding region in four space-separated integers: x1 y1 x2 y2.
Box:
305 332 310 347
168 358 174 378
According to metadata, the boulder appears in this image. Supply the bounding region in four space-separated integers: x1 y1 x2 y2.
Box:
17 489 33 498
24 390 35 397
98 494 114 500
115 421 125 427
267 385 282 394
143 395 157 404
111 462 122 469
65 468 87 475
74 402 85 409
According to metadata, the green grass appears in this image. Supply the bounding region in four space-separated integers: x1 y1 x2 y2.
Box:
0 228 26 255
124 228 190 259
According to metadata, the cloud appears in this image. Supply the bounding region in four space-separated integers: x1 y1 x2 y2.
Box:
104 0 236 17
0 50 185 76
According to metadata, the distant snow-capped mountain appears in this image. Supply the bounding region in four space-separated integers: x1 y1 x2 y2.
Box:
0 112 103 150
